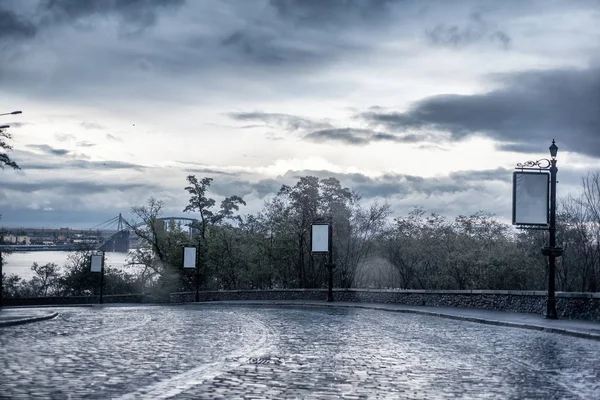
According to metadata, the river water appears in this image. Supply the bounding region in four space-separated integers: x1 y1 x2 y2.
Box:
2 251 132 280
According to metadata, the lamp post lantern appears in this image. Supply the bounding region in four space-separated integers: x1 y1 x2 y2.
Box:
513 139 562 319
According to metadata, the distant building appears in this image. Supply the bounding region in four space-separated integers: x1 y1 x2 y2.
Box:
2 234 31 245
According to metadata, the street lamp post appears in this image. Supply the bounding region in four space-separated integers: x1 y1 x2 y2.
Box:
542 140 560 319
514 140 562 319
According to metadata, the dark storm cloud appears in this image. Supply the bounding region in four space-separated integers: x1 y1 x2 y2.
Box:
25 159 145 171
363 67 600 158
210 178 282 199
425 12 511 49
12 149 145 171
40 0 186 31
270 0 398 27
43 0 184 21
304 128 431 145
214 0 412 68
0 207 125 228
220 30 324 66
26 144 71 156
0 8 37 38
228 112 333 132
2 179 157 194
183 168 235 176
277 167 511 199
1 0 186 44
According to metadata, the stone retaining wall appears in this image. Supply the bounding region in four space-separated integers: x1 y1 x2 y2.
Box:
2 294 152 307
170 289 600 321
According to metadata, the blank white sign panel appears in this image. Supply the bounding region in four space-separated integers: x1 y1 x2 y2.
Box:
90 254 103 272
312 224 329 252
183 247 197 269
513 172 549 225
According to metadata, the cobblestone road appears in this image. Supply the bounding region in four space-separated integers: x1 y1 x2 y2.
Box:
1 304 599 399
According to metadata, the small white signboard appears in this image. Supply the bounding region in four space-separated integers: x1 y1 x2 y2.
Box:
513 171 549 225
183 247 197 269
90 254 103 272
311 224 329 253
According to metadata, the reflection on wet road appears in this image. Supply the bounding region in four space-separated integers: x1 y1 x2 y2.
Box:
1 304 599 399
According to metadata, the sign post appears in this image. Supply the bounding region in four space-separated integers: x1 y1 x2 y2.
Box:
90 253 105 304
183 246 199 302
513 140 562 319
312 217 335 302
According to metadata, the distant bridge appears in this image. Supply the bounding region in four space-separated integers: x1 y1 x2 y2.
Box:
0 214 199 253
96 214 200 253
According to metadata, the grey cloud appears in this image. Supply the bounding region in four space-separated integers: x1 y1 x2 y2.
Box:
228 112 333 132
1 0 186 45
3 122 28 128
40 0 186 30
12 149 145 171
270 0 398 27
0 208 126 228
363 67 600 158
214 0 409 68
76 141 96 147
183 168 235 176
55 133 76 141
221 30 323 66
0 8 37 38
106 133 122 142
2 179 157 194
304 128 432 145
425 12 511 49
278 168 512 199
28 159 145 171
305 128 372 145
81 121 104 130
210 178 282 199
26 144 71 156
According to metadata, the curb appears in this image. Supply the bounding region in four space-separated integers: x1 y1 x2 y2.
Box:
0 312 58 328
189 301 600 342
3 304 94 309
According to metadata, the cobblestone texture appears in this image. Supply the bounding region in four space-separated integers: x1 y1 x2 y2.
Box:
1 304 599 399
171 290 600 321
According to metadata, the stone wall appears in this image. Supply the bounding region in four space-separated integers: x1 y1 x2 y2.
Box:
3 294 152 307
170 289 600 321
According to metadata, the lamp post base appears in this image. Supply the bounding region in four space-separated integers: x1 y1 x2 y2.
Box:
545 298 558 319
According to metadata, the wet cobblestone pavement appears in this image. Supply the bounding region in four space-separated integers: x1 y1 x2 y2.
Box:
1 304 599 399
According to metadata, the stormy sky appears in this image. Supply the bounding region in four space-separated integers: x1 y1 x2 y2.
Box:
1 0 599 228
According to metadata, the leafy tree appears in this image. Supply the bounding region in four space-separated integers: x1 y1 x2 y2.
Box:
183 175 246 289
0 126 20 170
31 262 61 296
128 199 191 297
2 273 23 297
58 251 97 296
